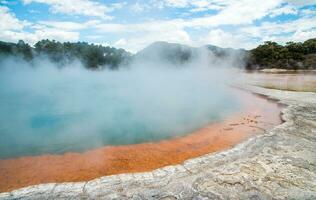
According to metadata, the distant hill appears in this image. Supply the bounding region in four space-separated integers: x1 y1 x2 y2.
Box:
134 41 247 68
134 41 196 65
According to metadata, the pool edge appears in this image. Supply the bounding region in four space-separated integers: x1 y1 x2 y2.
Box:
1 84 316 199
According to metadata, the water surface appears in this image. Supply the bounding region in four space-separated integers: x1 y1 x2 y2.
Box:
0 65 240 158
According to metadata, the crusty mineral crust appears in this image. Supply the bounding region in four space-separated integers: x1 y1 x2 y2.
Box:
1 85 315 200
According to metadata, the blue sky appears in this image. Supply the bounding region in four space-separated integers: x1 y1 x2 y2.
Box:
0 0 315 52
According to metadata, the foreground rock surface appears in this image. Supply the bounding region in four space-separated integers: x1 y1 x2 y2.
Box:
0 86 315 200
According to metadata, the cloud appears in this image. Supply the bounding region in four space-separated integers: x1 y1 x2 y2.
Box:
94 19 186 35
237 14 316 46
0 5 80 44
161 0 315 13
285 0 316 6
130 1 151 13
0 29 79 45
269 5 298 17
0 6 27 31
22 0 123 19
114 38 127 47
300 8 316 16
129 0 232 14
187 0 282 27
0 0 18 5
122 0 287 29
265 29 316 44
241 16 316 38
163 0 190 7
94 23 127 33
37 20 99 31
200 29 258 49
94 0 287 36
161 0 229 11
290 29 316 41
88 18 192 51
83 0 315 51
32 28 79 42
113 28 191 52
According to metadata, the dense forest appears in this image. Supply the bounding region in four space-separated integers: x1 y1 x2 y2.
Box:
0 40 132 69
0 38 315 70
247 38 316 70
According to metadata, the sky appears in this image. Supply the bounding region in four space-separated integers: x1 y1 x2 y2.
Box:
0 0 315 52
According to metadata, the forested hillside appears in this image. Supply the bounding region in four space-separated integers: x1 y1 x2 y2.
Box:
247 38 316 70
0 40 132 69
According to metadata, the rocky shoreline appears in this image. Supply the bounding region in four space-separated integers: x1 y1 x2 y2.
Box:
0 85 315 199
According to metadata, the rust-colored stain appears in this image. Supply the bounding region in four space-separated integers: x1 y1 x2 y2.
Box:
0 91 282 192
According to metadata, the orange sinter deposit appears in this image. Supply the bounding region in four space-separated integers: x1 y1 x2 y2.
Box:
0 89 282 192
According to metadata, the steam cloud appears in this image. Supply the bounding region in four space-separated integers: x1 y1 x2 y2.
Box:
0 47 245 158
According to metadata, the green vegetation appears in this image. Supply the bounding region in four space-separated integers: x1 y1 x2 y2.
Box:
0 40 33 61
0 38 315 70
0 39 132 69
248 38 316 70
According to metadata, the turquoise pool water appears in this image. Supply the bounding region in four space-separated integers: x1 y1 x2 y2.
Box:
0 66 241 159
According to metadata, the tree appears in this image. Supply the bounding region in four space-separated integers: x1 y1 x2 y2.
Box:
15 40 33 60
249 39 316 70
303 38 316 54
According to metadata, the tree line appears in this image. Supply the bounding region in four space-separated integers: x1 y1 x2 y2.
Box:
0 39 132 69
247 38 316 70
0 38 315 70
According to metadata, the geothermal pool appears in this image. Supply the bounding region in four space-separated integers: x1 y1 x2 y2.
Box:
0 66 240 159
0 65 283 192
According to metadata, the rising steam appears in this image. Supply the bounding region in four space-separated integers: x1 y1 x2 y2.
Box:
0 45 246 158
